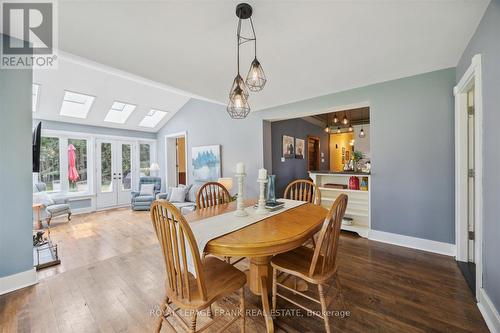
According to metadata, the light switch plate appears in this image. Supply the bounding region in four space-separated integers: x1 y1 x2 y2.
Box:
321 159 325 163
321 152 325 157
281 157 285 162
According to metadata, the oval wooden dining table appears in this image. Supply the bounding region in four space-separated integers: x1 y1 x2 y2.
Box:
185 200 328 333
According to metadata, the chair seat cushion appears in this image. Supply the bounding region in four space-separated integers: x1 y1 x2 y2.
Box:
46 204 70 214
167 257 246 310
271 245 334 283
133 195 155 202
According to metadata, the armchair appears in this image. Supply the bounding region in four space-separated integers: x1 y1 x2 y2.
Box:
131 176 162 211
33 183 72 227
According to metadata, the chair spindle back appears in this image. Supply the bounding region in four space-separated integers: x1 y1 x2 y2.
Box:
284 179 321 205
150 200 207 302
309 194 348 277
196 182 231 209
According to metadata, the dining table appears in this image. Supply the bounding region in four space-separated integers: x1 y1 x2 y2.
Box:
185 199 328 333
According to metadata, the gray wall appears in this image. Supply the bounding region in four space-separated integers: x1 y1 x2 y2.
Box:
158 68 456 244
0 37 34 277
35 119 156 139
456 0 500 313
271 118 330 196
157 99 264 197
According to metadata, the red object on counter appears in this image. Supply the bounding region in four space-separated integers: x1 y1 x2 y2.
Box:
348 176 360 190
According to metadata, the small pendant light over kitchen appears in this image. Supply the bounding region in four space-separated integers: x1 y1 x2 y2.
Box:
333 114 339 123
227 3 266 119
342 112 349 125
348 125 353 132
337 127 341 134
359 127 366 138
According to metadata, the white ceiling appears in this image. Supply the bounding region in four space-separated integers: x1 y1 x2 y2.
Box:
56 0 489 113
33 53 202 132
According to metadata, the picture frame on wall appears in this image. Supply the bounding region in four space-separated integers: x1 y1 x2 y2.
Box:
295 138 305 159
282 135 295 158
191 145 221 182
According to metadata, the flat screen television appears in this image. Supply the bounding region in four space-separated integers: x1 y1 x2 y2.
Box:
33 121 42 173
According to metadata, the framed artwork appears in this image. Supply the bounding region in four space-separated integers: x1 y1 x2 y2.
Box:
191 145 221 182
282 135 295 158
295 138 305 159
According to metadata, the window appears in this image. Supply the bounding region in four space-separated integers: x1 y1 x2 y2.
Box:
140 143 151 177
40 137 60 191
101 142 113 192
122 144 132 190
32 84 40 112
68 139 88 193
104 101 136 124
139 109 168 128
60 91 95 119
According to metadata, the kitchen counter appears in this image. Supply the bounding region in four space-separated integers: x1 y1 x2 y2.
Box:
309 170 370 176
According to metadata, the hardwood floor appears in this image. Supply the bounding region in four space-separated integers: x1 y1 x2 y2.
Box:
0 208 488 333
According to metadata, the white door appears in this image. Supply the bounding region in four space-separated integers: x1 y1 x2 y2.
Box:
96 139 135 209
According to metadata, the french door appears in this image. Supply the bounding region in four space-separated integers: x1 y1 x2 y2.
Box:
96 139 135 209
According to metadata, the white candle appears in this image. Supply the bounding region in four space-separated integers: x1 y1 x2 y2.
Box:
236 162 245 174
258 168 267 180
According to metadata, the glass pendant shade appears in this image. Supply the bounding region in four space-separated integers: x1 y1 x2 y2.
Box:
227 87 250 119
333 115 339 123
324 125 330 133
349 125 353 132
359 128 365 138
245 58 267 92
343 116 349 125
229 74 249 100
337 127 341 134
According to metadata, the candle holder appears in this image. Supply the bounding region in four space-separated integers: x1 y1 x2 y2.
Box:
234 173 248 217
256 178 269 215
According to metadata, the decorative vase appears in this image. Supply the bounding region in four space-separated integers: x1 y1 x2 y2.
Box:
348 176 360 190
266 175 276 204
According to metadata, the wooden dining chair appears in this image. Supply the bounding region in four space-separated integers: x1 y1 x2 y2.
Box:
271 194 348 333
196 182 231 209
151 200 246 333
284 179 321 249
283 179 321 206
196 182 244 266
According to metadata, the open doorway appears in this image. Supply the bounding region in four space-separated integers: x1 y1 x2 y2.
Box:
164 132 188 188
454 54 483 300
307 136 320 172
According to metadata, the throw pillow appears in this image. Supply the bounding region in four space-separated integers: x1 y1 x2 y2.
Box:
188 184 200 203
170 187 187 203
33 192 55 207
139 184 155 196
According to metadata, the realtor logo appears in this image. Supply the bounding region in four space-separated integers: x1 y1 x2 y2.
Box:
1 1 58 68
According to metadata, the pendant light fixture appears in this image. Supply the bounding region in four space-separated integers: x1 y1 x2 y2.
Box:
359 127 366 138
348 125 353 132
324 125 330 133
337 127 341 134
333 114 339 123
342 112 349 125
227 3 266 119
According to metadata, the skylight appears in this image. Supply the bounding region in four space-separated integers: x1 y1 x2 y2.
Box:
32 84 40 112
139 109 168 128
104 101 136 124
60 91 95 119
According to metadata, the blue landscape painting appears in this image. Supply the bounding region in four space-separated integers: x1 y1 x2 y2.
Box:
191 145 221 182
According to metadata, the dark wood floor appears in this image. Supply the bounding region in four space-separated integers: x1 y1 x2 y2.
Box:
0 208 488 333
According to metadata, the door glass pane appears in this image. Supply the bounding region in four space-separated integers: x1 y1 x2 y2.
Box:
467 86 475 263
68 138 88 193
122 144 132 190
101 143 113 192
139 143 151 177
40 137 60 191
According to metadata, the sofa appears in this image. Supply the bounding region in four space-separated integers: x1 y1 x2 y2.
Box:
156 183 201 215
131 176 162 211
33 182 72 227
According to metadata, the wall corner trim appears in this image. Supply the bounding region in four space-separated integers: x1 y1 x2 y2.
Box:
478 288 500 333
369 230 456 256
0 268 38 295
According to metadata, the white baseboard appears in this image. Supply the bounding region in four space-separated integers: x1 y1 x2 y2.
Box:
478 288 500 333
0 268 37 295
369 230 455 256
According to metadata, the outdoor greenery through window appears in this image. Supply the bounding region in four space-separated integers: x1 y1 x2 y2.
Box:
40 137 60 191
122 144 132 190
140 143 151 177
101 143 113 192
68 139 88 193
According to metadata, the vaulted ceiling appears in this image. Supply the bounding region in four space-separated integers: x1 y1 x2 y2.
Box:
56 0 489 114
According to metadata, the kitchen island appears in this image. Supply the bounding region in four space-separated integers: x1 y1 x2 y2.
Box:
309 171 371 237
